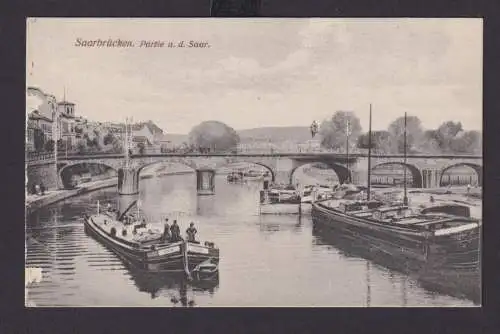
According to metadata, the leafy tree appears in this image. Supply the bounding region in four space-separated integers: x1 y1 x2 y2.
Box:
76 141 87 154
388 115 424 153
419 130 441 154
319 111 362 150
357 130 392 153
450 130 482 154
103 132 115 146
57 139 65 151
435 121 463 152
44 139 54 152
111 138 123 154
137 142 145 155
188 121 240 152
33 128 45 152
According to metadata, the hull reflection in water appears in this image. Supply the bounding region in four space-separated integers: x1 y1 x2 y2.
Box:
126 265 219 306
312 224 480 304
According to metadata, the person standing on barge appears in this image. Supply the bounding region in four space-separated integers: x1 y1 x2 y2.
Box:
170 220 181 241
186 223 198 242
163 218 171 242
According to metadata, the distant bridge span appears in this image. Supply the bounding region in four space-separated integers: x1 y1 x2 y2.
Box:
28 152 482 195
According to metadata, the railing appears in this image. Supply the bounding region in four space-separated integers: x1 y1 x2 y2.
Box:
26 151 55 162
26 147 483 161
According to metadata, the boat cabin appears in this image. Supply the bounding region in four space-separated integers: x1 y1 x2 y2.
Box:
338 201 384 213
371 206 411 221
419 203 471 219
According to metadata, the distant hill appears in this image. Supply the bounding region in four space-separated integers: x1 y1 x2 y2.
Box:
162 126 312 145
237 126 311 143
162 133 188 145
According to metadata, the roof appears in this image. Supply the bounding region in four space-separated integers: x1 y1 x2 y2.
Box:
59 112 75 119
132 136 152 144
57 101 75 105
29 111 52 123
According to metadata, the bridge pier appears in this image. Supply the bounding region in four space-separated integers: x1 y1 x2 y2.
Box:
118 166 140 195
422 169 440 189
196 169 215 195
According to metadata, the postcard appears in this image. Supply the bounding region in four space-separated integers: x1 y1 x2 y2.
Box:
25 18 482 307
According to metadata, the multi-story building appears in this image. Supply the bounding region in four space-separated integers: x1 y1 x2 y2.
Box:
57 101 77 149
131 124 155 147
25 118 37 152
26 87 56 151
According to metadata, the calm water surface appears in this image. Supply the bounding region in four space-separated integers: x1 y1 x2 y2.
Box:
26 173 475 307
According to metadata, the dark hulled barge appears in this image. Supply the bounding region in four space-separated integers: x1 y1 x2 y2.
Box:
83 201 220 275
311 199 481 300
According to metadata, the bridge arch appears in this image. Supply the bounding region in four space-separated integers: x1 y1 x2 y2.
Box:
289 162 351 185
59 162 118 189
371 162 423 188
439 162 482 186
136 160 197 176
217 161 276 182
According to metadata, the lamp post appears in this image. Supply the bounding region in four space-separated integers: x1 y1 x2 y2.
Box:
346 119 351 183
52 107 61 189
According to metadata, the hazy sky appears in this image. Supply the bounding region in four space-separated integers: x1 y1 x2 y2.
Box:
26 18 482 133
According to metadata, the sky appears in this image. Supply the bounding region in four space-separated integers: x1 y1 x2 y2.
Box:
26 18 483 133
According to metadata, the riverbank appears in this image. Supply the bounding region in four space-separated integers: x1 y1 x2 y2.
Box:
25 170 194 214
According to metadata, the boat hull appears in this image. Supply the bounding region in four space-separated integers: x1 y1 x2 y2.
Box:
84 216 219 273
311 202 481 269
312 223 481 303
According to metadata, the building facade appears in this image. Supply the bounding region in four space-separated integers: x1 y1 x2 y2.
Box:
57 101 77 148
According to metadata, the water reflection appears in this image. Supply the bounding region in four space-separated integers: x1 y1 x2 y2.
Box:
258 215 303 233
196 195 216 216
312 224 479 304
125 262 219 306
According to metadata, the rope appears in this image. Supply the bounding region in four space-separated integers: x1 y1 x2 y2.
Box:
183 241 192 281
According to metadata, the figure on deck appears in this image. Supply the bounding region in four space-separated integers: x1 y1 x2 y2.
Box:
170 220 181 242
163 218 171 242
186 223 198 242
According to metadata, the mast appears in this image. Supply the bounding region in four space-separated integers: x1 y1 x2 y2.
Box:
367 104 372 201
346 118 350 184
403 112 408 206
124 117 130 168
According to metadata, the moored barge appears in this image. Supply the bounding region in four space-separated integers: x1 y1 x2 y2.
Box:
83 201 220 274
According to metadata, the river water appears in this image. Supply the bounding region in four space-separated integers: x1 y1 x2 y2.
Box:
25 173 476 307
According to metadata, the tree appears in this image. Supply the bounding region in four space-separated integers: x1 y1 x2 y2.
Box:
435 121 463 153
44 139 54 152
420 130 441 154
111 138 123 154
103 132 115 146
357 130 392 153
450 130 482 154
137 142 145 155
387 115 424 153
188 121 240 152
74 125 83 135
319 111 362 150
33 128 45 152
76 141 87 154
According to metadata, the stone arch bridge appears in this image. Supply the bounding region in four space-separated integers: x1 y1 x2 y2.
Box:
37 153 482 195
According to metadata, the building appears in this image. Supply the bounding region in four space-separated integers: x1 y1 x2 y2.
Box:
26 87 56 152
131 124 155 147
25 118 37 152
57 101 77 148
153 133 173 152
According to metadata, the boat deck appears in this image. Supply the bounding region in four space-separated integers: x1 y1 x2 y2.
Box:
90 213 164 246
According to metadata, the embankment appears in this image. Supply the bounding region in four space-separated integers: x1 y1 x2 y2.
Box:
26 170 194 215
